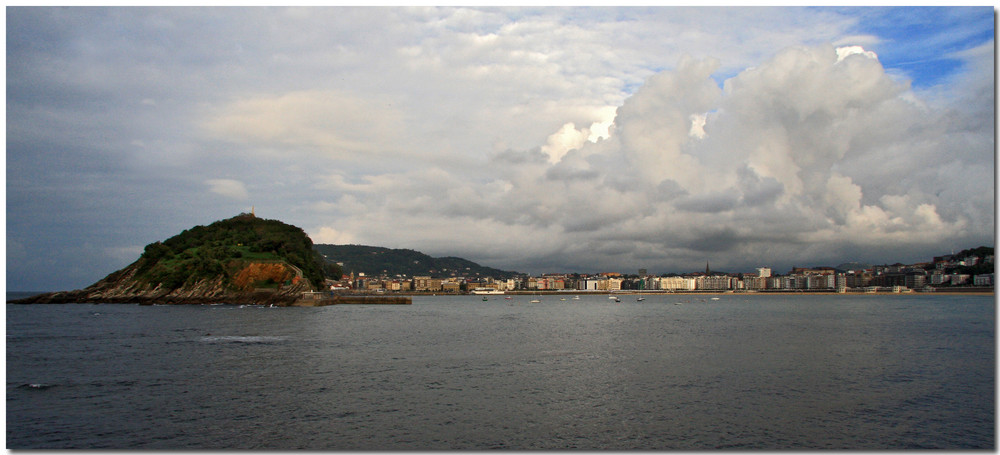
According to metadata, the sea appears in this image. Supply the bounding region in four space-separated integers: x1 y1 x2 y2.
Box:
6 292 995 450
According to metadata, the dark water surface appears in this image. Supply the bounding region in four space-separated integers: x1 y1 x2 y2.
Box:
6 293 995 449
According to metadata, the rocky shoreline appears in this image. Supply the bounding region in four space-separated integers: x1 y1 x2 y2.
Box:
7 290 301 306
7 290 413 306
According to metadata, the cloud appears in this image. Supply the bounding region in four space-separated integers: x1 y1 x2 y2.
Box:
202 90 405 158
6 7 993 290
104 246 144 263
205 179 249 200
541 123 589 164
339 41 989 273
835 45 878 62
311 227 356 245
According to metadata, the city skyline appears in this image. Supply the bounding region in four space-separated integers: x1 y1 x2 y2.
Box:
341 251 993 294
333 244 992 279
7 6 995 291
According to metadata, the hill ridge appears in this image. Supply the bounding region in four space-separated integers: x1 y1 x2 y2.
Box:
314 244 520 279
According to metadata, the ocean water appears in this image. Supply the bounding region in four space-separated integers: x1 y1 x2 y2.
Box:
6 293 995 449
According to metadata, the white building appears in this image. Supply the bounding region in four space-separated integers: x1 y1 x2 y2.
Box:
658 276 696 291
581 278 623 291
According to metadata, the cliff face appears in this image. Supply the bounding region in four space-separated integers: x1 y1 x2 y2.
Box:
95 260 309 299
11 214 324 305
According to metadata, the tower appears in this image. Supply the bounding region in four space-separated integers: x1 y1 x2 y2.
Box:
706 261 710 275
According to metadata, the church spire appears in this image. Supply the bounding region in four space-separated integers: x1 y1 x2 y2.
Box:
706 261 710 275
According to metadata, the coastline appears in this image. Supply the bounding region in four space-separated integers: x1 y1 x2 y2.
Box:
6 290 412 306
7 288 992 305
351 288 995 297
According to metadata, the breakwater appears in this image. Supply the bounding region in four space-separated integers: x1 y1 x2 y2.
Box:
292 294 412 306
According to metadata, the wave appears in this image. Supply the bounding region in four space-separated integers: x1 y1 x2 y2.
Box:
18 383 56 390
199 335 289 344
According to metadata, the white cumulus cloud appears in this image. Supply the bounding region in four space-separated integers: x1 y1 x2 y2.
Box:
315 41 991 273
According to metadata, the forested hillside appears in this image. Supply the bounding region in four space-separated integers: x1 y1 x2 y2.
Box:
135 213 326 290
314 244 520 279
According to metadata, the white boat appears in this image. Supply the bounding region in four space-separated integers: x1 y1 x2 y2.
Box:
530 298 541 303
711 297 720 300
572 295 580 300
472 288 505 295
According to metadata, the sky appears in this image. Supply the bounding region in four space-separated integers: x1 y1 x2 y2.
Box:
6 6 996 291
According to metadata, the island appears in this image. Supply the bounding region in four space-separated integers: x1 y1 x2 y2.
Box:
9 213 410 306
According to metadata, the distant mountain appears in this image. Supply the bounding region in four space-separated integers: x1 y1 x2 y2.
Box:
314 244 521 280
834 262 872 272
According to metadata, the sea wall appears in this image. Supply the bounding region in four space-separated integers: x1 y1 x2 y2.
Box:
292 295 412 306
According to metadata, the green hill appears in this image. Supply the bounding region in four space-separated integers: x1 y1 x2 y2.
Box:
10 213 328 304
136 213 326 291
314 244 520 280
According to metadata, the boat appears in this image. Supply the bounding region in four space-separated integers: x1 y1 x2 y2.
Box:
504 296 512 300
530 298 541 303
482 296 489 301
636 297 645 302
572 295 580 300
614 297 621 302
711 297 720 301
472 288 505 295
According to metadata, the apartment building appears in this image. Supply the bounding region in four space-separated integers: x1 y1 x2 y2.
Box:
580 277 623 291
658 276 696 291
697 275 733 290
413 276 442 291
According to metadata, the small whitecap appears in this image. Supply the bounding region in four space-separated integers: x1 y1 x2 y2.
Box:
199 335 289 344
21 383 55 390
